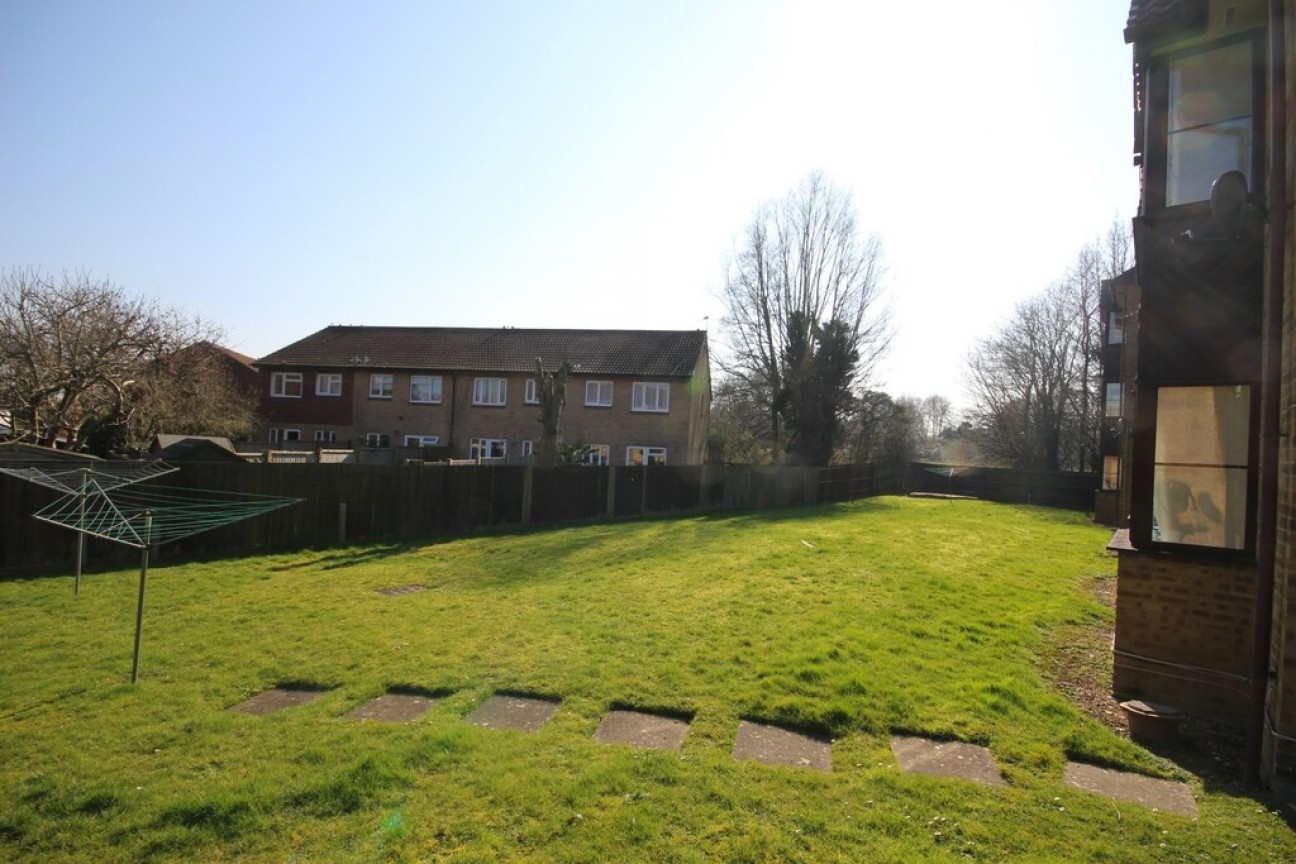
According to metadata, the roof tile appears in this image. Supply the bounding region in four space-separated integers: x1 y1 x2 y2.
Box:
255 326 708 378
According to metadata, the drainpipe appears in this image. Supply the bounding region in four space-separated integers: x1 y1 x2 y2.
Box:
1245 0 1288 786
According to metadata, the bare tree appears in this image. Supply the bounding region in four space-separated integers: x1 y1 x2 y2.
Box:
533 357 570 468
964 221 1131 471
718 173 890 462
0 269 243 453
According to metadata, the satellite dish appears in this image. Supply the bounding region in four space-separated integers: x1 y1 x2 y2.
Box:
1209 170 1248 238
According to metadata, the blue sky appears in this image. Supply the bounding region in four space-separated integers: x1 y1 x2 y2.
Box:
1 1 1138 407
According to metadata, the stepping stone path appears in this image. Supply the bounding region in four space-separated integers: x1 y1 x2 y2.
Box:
230 686 327 715
466 694 561 732
346 692 439 722
1064 761 1198 818
226 684 1202 819
732 720 833 772
890 735 1006 787
375 584 426 597
594 710 690 751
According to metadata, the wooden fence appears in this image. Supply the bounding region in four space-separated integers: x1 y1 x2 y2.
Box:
0 461 1096 573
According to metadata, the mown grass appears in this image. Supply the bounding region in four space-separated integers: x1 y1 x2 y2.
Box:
0 496 1291 862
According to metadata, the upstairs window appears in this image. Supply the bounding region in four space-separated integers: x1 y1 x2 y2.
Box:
524 378 539 404
1151 385 1252 550
585 381 613 407
1166 40 1254 207
316 373 342 396
369 374 393 399
473 377 507 406
271 372 302 398
632 382 669 413
409 375 442 404
1104 383 1123 418
1107 311 1124 345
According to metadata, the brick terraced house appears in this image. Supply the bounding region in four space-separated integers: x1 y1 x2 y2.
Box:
1111 0 1294 785
254 326 711 465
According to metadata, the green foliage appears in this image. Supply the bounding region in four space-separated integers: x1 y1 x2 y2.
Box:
1 498 1292 861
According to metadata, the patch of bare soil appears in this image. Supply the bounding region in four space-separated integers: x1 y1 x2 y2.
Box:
1039 574 1129 737
1040 572 1251 784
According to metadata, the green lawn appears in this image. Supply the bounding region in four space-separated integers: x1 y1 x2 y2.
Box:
1 497 1291 862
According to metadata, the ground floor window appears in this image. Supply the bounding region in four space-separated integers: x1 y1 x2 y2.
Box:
626 445 666 466
404 434 439 447
585 444 610 466
520 440 534 457
364 432 390 448
314 429 337 443
1150 385 1251 550
470 437 507 460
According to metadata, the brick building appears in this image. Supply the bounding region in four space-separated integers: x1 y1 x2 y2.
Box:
1111 0 1294 784
254 326 711 465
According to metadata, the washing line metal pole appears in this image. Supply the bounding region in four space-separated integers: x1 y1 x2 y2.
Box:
130 512 153 684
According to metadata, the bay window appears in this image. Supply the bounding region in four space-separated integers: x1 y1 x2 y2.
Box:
1149 385 1253 550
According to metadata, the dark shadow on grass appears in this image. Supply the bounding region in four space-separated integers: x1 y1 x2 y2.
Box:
609 700 696 722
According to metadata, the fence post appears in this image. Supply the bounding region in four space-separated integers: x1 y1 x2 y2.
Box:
338 502 347 545
606 465 616 519
522 465 533 526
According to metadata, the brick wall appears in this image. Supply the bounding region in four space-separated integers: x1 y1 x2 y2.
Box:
1114 549 1257 724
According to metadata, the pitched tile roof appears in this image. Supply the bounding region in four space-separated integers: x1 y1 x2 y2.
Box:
256 326 709 378
1124 0 1207 43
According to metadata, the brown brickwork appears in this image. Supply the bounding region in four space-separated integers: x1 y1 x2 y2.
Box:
1114 550 1257 725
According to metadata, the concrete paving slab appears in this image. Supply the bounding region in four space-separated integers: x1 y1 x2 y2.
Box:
1064 761 1198 818
230 686 326 715
594 710 690 751
375 584 426 597
732 720 832 772
346 692 439 722
890 735 1006 786
466 694 560 732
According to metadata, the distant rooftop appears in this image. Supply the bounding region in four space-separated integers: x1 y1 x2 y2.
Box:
256 326 709 378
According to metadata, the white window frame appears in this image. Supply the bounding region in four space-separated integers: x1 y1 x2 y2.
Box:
364 432 390 448
281 428 301 442
369 374 393 399
520 440 534 457
313 430 337 443
631 381 669 413
1104 383 1123 418
524 378 539 404
585 380 613 407
315 373 342 397
403 434 440 448
271 372 303 398
409 375 443 404
626 445 667 466
268 428 281 444
585 444 610 466
473 377 507 406
469 437 507 459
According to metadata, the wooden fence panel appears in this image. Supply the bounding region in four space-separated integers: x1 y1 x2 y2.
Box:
1 460 1099 573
